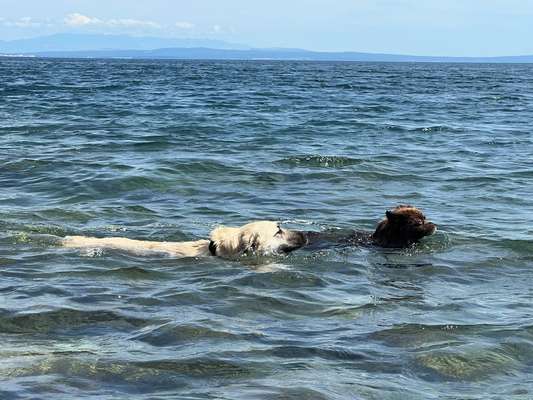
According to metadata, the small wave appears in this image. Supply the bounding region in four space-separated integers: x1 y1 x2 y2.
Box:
132 141 173 151
407 125 461 133
72 266 171 280
1 158 71 172
1 356 259 388
276 155 362 168
133 357 256 378
414 347 521 381
230 270 327 289
0 308 150 334
12 231 67 246
494 238 533 254
80 175 171 195
130 322 262 346
162 159 246 175
260 345 368 362
321 303 378 318
368 323 530 350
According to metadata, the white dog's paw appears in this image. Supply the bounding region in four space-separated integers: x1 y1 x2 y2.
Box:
253 262 291 273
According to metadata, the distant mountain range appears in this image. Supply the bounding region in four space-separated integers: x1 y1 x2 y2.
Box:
0 33 249 53
1 34 533 63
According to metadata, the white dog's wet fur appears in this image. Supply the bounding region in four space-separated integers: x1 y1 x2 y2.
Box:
63 221 307 259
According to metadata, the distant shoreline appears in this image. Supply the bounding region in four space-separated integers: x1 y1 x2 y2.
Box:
2 34 532 63
2 47 533 63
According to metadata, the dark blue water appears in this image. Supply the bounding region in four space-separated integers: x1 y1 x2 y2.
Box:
1 59 532 399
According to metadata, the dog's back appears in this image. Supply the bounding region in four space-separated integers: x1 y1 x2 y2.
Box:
302 229 372 250
63 236 210 257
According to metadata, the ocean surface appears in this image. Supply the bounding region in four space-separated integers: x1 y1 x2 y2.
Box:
1 59 532 399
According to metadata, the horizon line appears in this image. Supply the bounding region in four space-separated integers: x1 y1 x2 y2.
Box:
1 33 533 59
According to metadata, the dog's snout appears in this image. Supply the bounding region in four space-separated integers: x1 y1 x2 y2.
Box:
425 222 437 235
291 231 308 246
278 231 308 254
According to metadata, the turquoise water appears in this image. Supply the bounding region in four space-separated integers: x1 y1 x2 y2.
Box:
1 59 532 399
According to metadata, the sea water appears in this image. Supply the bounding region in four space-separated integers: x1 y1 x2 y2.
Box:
1 59 532 399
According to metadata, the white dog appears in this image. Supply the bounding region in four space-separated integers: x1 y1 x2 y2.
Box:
63 221 307 259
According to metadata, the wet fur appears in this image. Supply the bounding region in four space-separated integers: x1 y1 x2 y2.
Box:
208 221 306 258
63 221 307 259
371 205 436 247
62 236 211 257
303 205 436 249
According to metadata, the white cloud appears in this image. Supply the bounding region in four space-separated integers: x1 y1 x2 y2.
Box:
64 13 160 29
3 17 43 28
107 18 161 29
64 13 101 27
175 21 195 29
212 24 222 33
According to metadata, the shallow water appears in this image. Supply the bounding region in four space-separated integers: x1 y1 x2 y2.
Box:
1 59 532 399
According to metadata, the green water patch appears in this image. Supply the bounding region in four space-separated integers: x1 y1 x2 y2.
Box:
161 159 247 175
32 208 95 224
413 346 521 381
0 258 16 267
132 357 259 379
66 266 172 281
1 158 73 173
211 290 345 319
2 219 71 239
246 344 369 363
368 323 532 352
320 303 379 319
229 270 328 289
12 232 65 247
123 205 158 214
1 356 259 391
370 324 465 349
495 238 533 254
0 308 151 335
130 322 263 347
84 175 174 195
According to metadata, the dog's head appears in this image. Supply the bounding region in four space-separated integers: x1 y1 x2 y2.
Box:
209 221 307 258
372 205 436 248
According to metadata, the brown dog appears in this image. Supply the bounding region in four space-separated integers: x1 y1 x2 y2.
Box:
303 205 436 249
371 205 437 247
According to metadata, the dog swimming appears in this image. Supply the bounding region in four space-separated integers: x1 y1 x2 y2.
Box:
62 206 435 258
302 205 436 249
63 221 307 258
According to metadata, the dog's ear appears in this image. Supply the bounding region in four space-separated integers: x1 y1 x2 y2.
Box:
239 230 259 255
386 209 407 222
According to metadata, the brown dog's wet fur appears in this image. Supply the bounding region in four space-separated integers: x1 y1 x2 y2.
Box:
303 205 436 249
371 205 436 248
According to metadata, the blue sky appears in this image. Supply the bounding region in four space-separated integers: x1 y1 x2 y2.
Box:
1 0 533 56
